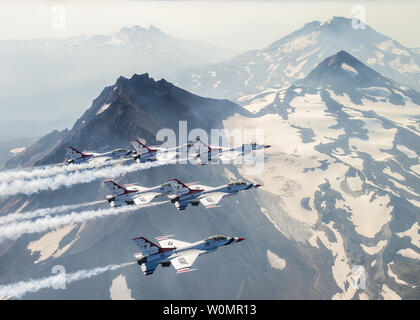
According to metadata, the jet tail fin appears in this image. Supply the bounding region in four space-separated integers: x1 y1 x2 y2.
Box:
168 179 192 195
195 137 211 151
132 236 161 256
64 146 84 159
130 138 152 155
104 180 129 196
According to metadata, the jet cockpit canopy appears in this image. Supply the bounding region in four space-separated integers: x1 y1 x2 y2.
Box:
205 234 228 242
112 148 127 153
228 180 246 186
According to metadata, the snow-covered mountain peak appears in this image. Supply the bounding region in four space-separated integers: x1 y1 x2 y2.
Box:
115 25 167 40
240 51 420 117
223 48 420 300
322 16 352 27
302 50 385 88
176 16 420 100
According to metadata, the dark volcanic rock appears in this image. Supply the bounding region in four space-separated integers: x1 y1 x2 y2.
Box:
8 73 247 167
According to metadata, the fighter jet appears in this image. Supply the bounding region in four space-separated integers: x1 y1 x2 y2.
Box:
130 138 200 163
167 178 261 211
104 180 172 207
64 146 132 164
132 234 245 275
193 137 271 164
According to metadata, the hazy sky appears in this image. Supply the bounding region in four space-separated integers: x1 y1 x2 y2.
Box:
0 0 419 51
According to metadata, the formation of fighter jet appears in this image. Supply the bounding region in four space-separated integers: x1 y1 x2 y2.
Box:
64 146 132 164
64 135 270 277
64 136 269 166
167 178 261 211
104 178 261 210
132 234 245 275
64 139 199 165
104 180 172 207
193 138 271 164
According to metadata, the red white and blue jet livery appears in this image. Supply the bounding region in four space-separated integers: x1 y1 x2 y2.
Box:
133 234 245 275
167 178 261 211
64 146 132 164
130 138 200 163
193 137 271 164
104 180 172 207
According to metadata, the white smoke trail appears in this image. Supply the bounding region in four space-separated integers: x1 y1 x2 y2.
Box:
0 158 181 197
0 158 126 184
0 262 135 299
0 200 107 225
0 200 169 242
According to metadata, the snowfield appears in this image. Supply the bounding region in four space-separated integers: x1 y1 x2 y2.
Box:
266 249 286 270
224 79 420 299
9 147 26 154
96 104 111 116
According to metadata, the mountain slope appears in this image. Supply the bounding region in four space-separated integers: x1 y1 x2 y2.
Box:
224 51 420 299
300 50 420 105
175 16 420 100
0 138 37 169
1 53 419 300
0 75 335 300
6 73 246 168
240 50 420 115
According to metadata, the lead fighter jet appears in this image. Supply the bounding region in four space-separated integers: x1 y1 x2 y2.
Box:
104 180 172 207
167 178 261 211
133 234 245 275
64 146 132 164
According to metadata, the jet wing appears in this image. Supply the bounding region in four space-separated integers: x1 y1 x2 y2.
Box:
156 237 191 248
133 192 160 205
218 151 242 162
89 156 111 164
137 156 157 163
140 262 160 276
156 151 178 162
199 192 228 208
171 250 202 273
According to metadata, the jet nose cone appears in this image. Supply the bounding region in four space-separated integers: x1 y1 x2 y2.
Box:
236 237 246 242
255 184 261 188
265 145 271 148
